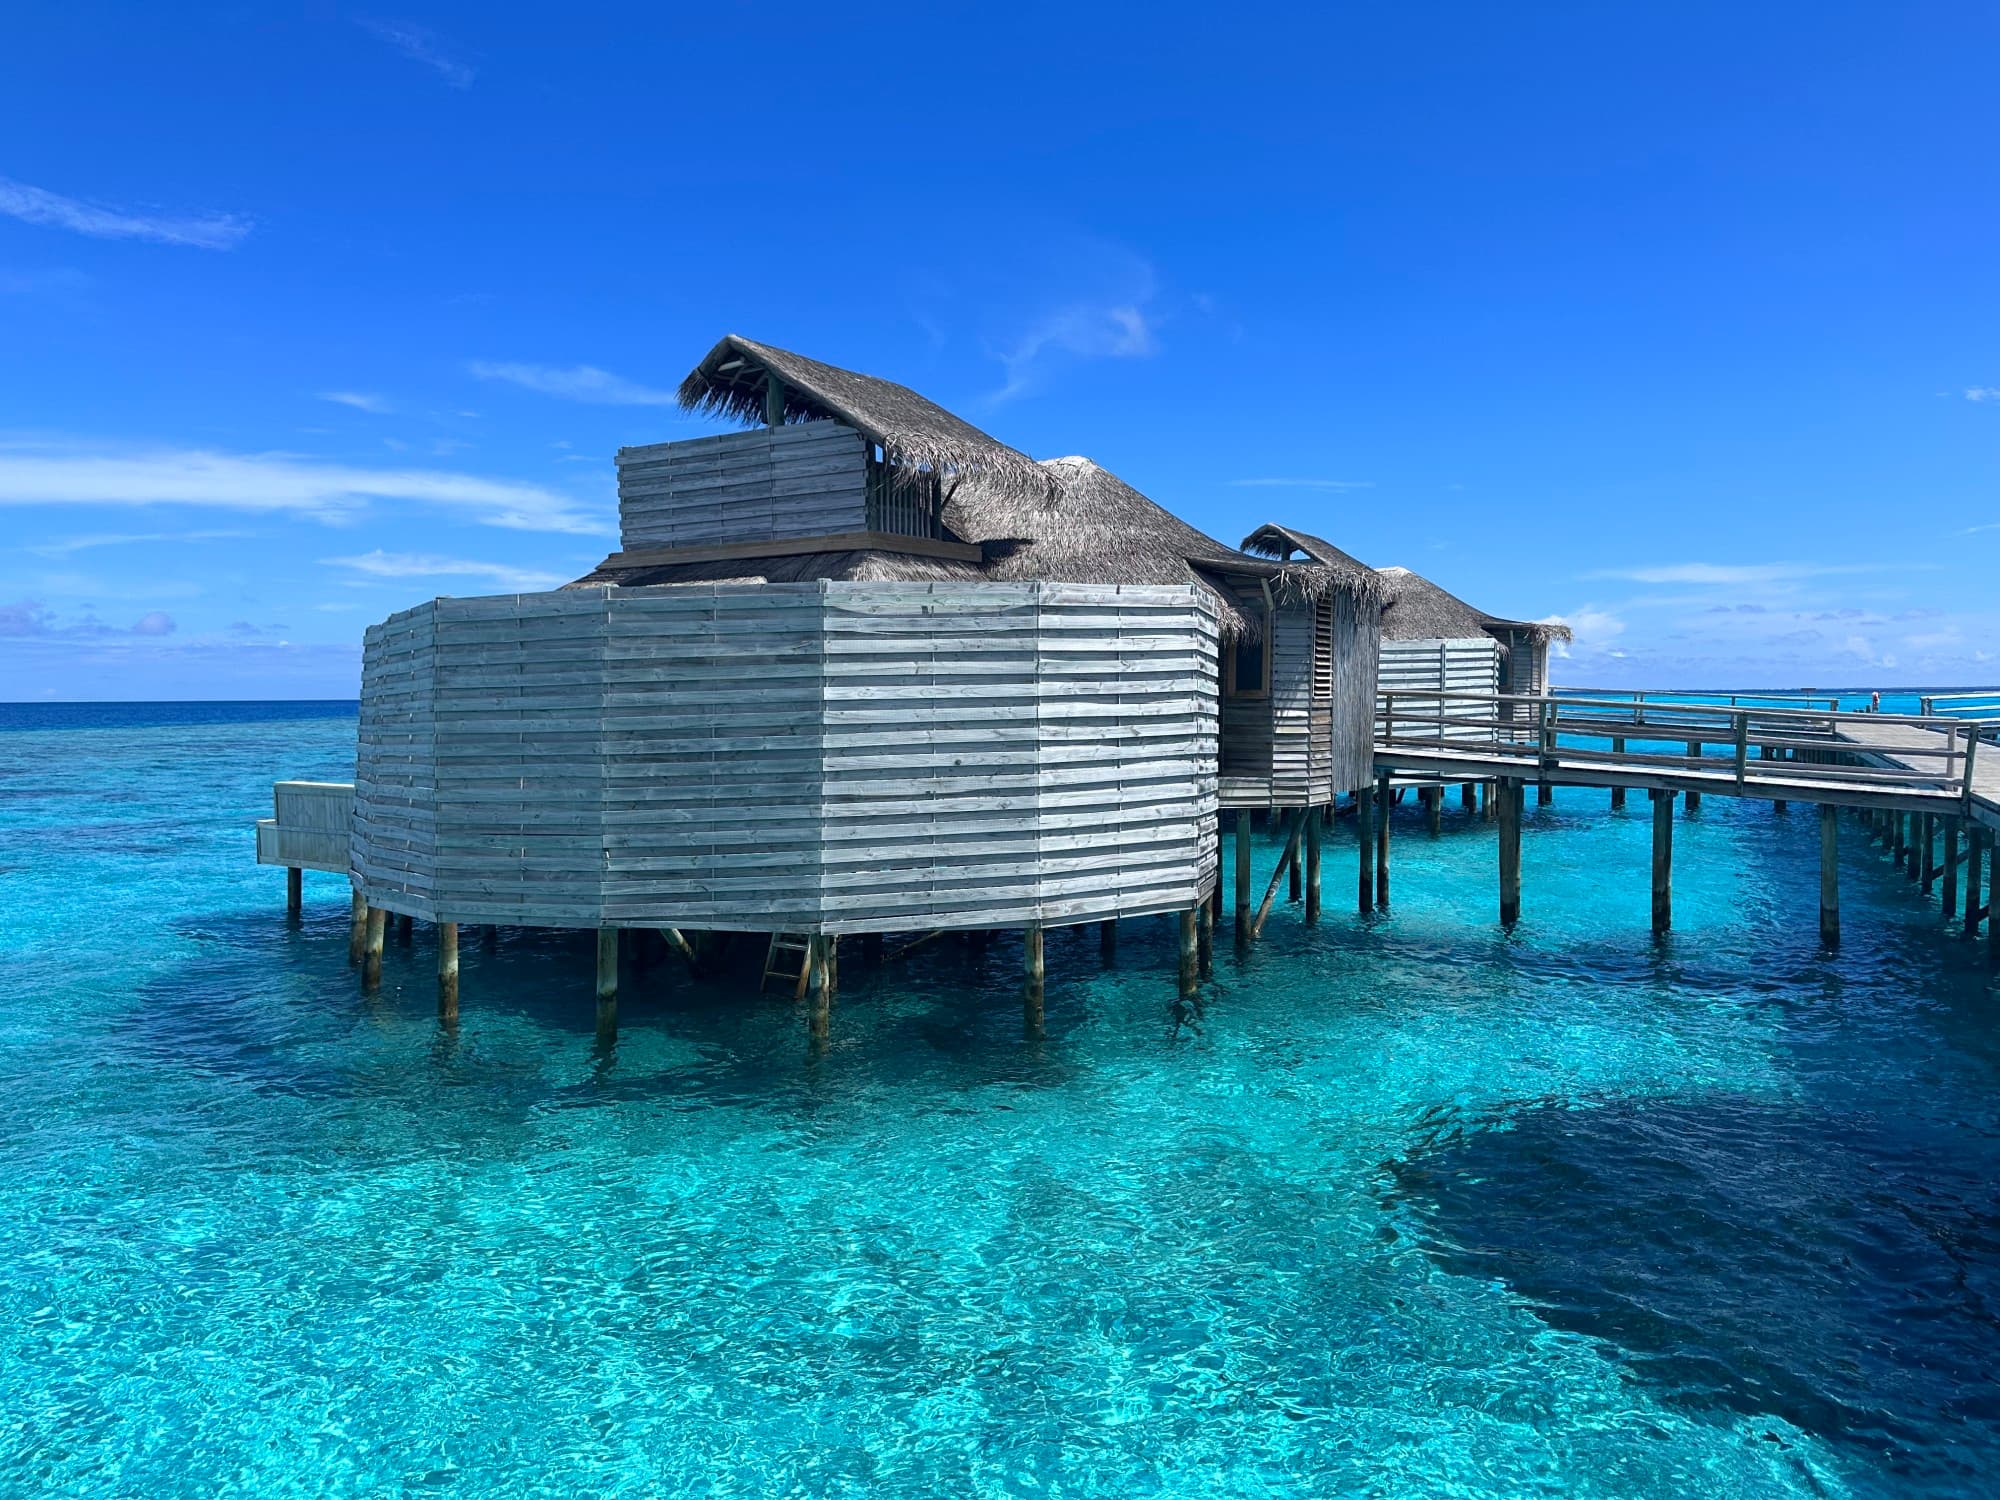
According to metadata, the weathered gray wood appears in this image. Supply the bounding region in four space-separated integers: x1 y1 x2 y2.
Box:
1498 777 1521 925
1023 924 1045 1038
1197 903 1213 977
1970 829 1987 937
438 920 459 1021
1820 804 1839 947
348 887 368 966
1920 813 1935 891
1652 789 1674 933
1357 786 1376 914
285 866 302 918
1943 816 1960 916
1178 908 1198 997
1304 806 1322 923
362 907 386 991
1375 773 1391 909
596 927 618 1041
1235 810 1252 928
618 423 870 551
1425 785 1442 836
1252 810 1305 939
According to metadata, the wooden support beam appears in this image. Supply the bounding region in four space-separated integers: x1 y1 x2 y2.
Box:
1253 809 1306 939
658 926 702 976
1288 823 1303 903
438 920 459 1022
1652 789 1674 934
1537 780 1553 807
1023 924 1045 1039
1820 805 1839 947
347 887 368 966
1893 811 1907 869
1461 780 1476 812
764 372 786 426
396 912 414 943
1611 739 1626 809
1426 785 1443 836
1234 809 1253 930
361 907 385 991
1942 816 1960 917
1178 908 1199 998
1375 773 1392 909
1356 786 1375 913
1101 918 1117 961
595 927 619 1040
286 866 302 919
1197 903 1214 977
1497 777 1522 925
804 935 831 1043
1969 830 1987 937
1304 806 1322 923
1920 814 1936 892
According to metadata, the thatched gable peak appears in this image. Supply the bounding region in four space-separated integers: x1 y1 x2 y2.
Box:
678 334 1056 502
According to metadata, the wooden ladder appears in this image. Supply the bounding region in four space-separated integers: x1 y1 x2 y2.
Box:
761 933 815 998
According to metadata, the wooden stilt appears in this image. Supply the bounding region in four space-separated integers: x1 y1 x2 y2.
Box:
1893 812 1907 870
362 907 386 990
1426 785 1442 836
1023 923 1045 1038
1234 809 1253 930
1356 785 1375 913
658 926 703 976
1197 902 1213 977
348 887 368 966
1101 918 1117 961
1497 776 1521 926
1375 774 1391 909
1304 805 1322 923
806 935 831 1043
1968 830 1987 937
438 920 459 1022
824 936 839 1005
286 866 302 918
1288 824 1303 902
1479 779 1492 821
1178 908 1199 997
1919 814 1934 888
1461 780 1476 812
595 927 619 1040
1651 789 1674 933
396 912 414 943
1537 780 1552 807
1820 804 1839 947
1250 809 1304 940
1942 816 1960 917
1610 738 1626 810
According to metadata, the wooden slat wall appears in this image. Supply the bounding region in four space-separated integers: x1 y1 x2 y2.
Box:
352 605 438 916
256 781 354 872
1328 590 1380 793
351 581 1220 933
1378 637 1501 747
1269 603 1317 805
616 422 870 550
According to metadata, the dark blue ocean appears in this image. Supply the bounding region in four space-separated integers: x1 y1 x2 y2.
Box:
1 699 1997 1498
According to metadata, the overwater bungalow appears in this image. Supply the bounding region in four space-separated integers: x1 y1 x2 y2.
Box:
332 337 1384 1011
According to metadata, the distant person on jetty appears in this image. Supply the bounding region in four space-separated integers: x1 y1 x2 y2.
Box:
1870 691 1881 714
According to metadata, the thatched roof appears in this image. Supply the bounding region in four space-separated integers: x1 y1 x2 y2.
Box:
678 335 1056 502
569 548 985 590
945 456 1384 637
1240 522 1374 579
1373 565 1573 646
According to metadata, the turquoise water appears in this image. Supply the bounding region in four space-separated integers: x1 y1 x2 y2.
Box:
2 703 1997 1499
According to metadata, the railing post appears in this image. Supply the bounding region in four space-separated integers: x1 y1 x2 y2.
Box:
1964 725 1980 815
1733 711 1749 785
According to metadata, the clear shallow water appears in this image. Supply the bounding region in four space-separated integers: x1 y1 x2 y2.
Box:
1 704 1997 1498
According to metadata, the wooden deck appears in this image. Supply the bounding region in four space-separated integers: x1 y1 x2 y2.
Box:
1373 692 1999 824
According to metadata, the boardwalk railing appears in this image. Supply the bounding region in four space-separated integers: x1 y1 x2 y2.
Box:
1920 692 2000 742
1376 690 1997 811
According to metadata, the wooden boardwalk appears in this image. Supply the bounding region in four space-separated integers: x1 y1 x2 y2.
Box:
1831 716 2000 835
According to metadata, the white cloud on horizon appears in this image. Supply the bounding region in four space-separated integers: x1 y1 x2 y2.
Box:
0 177 251 250
28 527 251 558
356 17 476 89
322 549 570 592
0 441 609 535
1584 562 1887 586
468 361 681 407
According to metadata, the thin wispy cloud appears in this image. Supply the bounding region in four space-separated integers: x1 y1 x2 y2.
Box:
980 242 1165 404
0 177 251 250
1227 478 1376 491
356 18 476 89
1584 562 1886 586
992 301 1158 403
28 527 250 558
322 550 568 592
469 361 680 407
1965 388 2000 402
320 391 393 414
0 441 608 535
0 599 177 641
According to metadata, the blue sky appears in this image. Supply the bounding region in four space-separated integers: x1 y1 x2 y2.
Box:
2 2 1996 698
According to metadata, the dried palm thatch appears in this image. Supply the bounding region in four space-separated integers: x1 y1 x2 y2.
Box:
569 548 985 590
945 456 1384 638
678 335 1057 503
1240 522 1374 579
1372 565 1573 646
